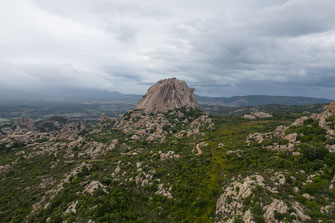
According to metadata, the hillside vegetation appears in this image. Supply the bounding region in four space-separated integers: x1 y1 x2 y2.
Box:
1 103 335 222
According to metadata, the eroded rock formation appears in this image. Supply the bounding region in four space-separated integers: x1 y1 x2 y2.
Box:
135 78 198 113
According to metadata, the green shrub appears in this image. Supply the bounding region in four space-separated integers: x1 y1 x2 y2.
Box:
302 179 328 195
300 144 328 162
326 115 335 129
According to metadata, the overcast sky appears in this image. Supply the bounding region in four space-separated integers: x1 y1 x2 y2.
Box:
1 0 335 97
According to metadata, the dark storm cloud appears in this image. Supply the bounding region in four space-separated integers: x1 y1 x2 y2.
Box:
1 0 335 97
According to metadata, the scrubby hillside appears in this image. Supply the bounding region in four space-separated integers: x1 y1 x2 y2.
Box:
1 79 335 222
1 104 335 222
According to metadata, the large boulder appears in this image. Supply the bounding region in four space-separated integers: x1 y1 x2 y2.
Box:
135 78 198 113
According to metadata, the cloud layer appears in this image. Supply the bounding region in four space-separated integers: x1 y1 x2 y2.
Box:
1 0 335 97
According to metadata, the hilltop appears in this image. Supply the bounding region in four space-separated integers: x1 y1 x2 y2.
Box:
135 78 198 113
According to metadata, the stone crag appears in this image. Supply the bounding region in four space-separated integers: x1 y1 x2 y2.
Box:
112 78 213 142
135 77 198 113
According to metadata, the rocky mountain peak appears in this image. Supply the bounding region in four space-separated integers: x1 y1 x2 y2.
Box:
135 78 198 113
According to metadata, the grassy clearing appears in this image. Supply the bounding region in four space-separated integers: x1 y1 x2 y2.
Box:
0 118 9 122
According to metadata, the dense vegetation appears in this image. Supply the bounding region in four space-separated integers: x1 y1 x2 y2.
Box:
1 107 335 222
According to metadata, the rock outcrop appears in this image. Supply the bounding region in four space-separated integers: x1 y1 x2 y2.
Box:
113 78 213 141
215 173 311 223
100 112 108 122
243 111 273 120
113 109 214 142
16 117 35 130
135 78 198 113
318 100 335 130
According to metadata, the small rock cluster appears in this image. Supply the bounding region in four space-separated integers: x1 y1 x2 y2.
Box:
243 111 273 120
246 100 335 153
114 109 214 142
215 174 311 223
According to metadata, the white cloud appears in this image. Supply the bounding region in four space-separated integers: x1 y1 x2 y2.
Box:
0 0 335 97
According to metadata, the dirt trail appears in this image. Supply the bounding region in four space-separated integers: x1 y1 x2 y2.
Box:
196 143 203 155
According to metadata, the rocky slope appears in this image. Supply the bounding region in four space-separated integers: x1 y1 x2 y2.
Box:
0 78 217 222
112 78 212 142
1 85 335 222
214 101 335 222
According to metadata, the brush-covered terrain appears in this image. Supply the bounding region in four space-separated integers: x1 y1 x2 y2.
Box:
1 78 335 223
1 103 335 222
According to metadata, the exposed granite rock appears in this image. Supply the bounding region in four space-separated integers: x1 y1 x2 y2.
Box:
31 162 92 213
130 135 140 141
263 199 288 223
273 125 288 138
156 183 172 198
16 117 35 130
114 109 214 142
215 173 310 223
84 181 108 195
292 202 311 222
243 111 273 120
302 193 311 200
64 201 79 215
285 133 297 143
215 175 266 222
159 150 180 161
246 124 299 152
112 78 213 142
291 116 309 126
320 205 333 214
315 100 335 130
135 78 198 113
0 164 10 175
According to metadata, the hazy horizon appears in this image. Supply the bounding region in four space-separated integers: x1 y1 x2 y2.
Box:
0 86 333 103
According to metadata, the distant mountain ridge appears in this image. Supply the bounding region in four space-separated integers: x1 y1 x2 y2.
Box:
197 95 332 107
0 88 332 107
0 88 142 104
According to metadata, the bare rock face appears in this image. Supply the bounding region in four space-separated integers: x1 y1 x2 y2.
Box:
135 78 198 113
318 100 335 129
112 78 214 142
